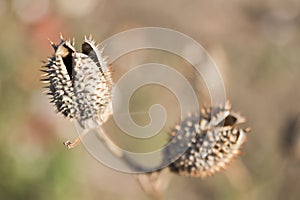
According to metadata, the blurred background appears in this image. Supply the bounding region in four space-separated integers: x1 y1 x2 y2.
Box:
0 0 300 199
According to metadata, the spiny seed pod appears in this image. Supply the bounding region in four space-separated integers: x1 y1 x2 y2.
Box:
41 35 112 128
164 102 249 178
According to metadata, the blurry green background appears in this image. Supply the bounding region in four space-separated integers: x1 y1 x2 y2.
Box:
0 0 300 199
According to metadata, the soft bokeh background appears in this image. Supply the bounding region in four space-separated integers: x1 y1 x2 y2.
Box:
0 0 300 199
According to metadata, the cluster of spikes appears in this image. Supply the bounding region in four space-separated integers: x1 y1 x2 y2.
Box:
162 101 250 178
41 34 113 130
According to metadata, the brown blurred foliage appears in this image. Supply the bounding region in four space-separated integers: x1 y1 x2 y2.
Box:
0 0 300 199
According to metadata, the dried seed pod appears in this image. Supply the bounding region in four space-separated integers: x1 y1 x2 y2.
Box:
41 35 112 128
164 102 249 178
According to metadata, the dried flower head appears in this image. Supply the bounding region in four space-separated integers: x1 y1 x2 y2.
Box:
41 35 112 128
164 102 249 178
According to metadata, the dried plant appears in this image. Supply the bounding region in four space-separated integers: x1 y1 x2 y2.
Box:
41 35 250 200
41 35 113 148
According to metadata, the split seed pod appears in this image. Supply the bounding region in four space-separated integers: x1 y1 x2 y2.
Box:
41 35 112 128
164 102 249 178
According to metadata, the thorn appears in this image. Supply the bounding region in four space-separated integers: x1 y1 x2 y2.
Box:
99 46 105 54
40 73 49 77
42 90 49 94
60 32 64 41
40 77 50 81
48 38 57 50
40 69 50 73
225 100 231 110
245 127 251 132
103 56 108 62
